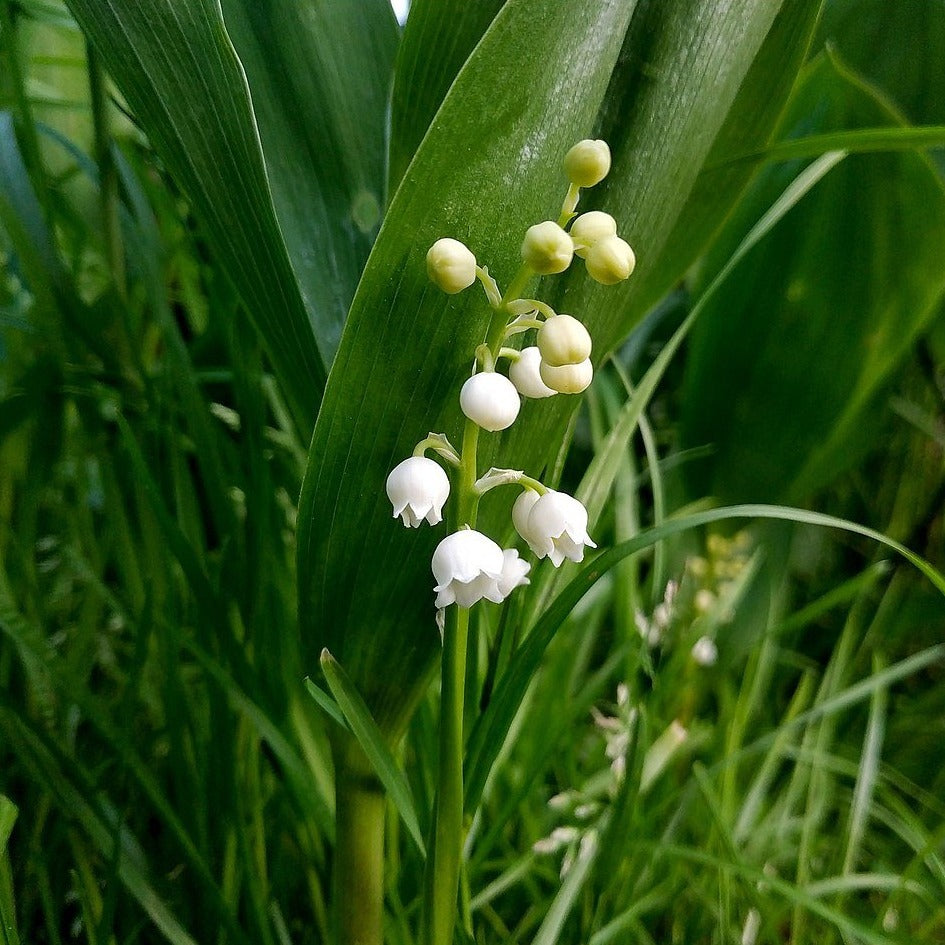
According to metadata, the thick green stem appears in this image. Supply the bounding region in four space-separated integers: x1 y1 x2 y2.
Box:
334 740 386 945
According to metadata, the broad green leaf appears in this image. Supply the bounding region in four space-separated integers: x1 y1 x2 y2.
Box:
299 0 806 734
63 0 324 433
628 0 824 318
298 0 640 735
679 54 945 505
220 0 399 360
320 650 426 857
388 0 506 192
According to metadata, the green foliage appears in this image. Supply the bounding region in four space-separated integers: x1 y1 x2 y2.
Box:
298 0 810 736
680 53 945 504
62 0 328 432
2 0 945 943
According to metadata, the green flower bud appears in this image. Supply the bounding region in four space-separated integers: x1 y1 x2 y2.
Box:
427 237 477 294
585 235 635 285
570 211 617 259
539 358 593 394
521 221 573 275
537 314 592 367
564 139 611 188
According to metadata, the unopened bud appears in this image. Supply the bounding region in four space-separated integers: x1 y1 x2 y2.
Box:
538 314 592 367
564 139 611 188
539 358 593 394
508 346 556 399
427 237 477 294
585 235 635 285
570 211 617 258
459 372 521 431
521 221 573 275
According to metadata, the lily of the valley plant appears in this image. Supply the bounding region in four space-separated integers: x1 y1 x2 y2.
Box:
383 140 634 945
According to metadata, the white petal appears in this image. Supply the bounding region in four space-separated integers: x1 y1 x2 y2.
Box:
526 491 595 568
451 573 502 608
496 549 530 598
554 533 586 564
512 489 541 544
401 507 421 528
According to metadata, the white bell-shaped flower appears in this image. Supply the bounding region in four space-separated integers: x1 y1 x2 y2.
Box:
497 548 531 598
516 490 596 567
386 456 450 527
509 347 556 399
460 372 521 431
432 529 505 608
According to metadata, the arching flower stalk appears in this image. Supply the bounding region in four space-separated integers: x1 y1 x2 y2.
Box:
385 140 637 945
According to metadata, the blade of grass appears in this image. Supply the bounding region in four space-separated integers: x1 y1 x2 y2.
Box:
304 677 349 732
0 796 19 945
720 124 945 166
842 653 888 875
465 502 945 814
530 831 599 945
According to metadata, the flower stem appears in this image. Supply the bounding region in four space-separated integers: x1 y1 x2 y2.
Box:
423 264 530 945
423 602 470 945
423 416 479 945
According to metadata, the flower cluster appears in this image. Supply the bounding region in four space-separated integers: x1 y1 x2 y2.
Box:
387 140 636 616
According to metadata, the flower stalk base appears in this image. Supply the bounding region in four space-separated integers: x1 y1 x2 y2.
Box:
334 739 386 945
